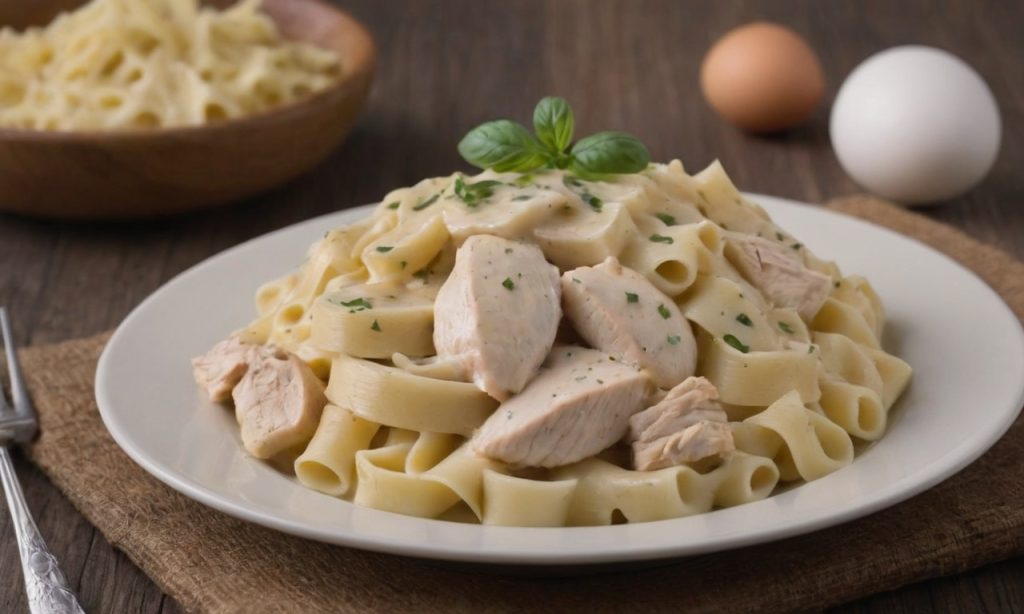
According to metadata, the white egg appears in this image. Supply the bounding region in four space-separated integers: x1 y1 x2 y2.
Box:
830 46 1000 205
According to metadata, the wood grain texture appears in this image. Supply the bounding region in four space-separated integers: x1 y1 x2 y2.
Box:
0 0 375 219
0 0 1021 611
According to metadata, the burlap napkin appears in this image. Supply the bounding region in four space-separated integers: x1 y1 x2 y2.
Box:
15 196 1024 613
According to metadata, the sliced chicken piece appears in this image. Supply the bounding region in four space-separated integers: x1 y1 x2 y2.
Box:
232 351 327 459
628 376 734 471
433 234 561 401
191 337 280 402
633 422 734 472
472 346 653 468
561 257 696 388
724 234 832 321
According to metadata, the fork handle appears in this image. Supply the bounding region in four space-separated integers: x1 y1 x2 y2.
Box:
0 447 84 614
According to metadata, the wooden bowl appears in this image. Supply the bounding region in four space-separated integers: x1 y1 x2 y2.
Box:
0 0 375 219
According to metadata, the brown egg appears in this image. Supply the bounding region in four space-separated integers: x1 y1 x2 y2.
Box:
700 22 825 133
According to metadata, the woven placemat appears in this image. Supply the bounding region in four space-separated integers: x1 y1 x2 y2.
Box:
16 196 1024 613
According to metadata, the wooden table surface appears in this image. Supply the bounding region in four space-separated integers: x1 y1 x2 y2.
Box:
1 0 1022 611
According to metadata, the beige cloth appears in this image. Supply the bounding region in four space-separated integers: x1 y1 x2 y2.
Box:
16 196 1024 613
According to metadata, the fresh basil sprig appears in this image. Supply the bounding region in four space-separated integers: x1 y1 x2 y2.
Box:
458 97 650 177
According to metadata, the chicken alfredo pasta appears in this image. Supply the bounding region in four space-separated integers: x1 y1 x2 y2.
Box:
192 100 911 527
0 0 340 130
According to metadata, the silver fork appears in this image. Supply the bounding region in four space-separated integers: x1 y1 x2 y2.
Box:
0 308 84 614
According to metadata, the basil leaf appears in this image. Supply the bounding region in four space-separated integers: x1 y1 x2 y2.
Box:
458 120 547 172
533 96 574 153
568 131 650 175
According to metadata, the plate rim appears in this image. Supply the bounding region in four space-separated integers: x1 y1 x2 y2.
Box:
94 193 1024 564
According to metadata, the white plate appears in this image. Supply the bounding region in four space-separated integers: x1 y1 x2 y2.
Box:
95 195 1024 565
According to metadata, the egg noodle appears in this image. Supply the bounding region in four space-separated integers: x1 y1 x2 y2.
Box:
220 160 912 527
0 0 340 131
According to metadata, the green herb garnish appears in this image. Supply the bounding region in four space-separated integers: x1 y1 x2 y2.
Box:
649 234 674 244
667 335 681 346
625 292 639 304
723 334 750 353
655 212 676 226
338 297 372 312
513 174 535 187
791 243 802 250
778 321 795 334
371 320 381 332
502 277 515 290
375 246 393 253
412 193 440 211
512 195 532 201
386 201 400 210
458 97 649 177
736 313 753 327
454 175 502 207
657 304 671 319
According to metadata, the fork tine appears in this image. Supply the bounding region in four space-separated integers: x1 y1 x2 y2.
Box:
0 308 34 419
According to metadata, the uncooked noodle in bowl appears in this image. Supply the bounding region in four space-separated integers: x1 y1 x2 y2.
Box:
0 0 340 131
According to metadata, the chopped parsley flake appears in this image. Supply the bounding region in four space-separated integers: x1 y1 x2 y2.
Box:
370 320 381 332
791 243 803 250
808 345 816 354
412 193 440 211
657 304 671 319
400 261 407 269
736 313 753 327
572 277 582 284
596 379 604 384
649 234 674 244
561 175 601 211
834 280 841 288
375 245 393 253
386 201 400 210
512 195 532 201
655 212 677 226
413 270 429 281
505 248 513 254
778 321 795 334
454 176 503 207
776 232 784 240
723 334 750 353
625 292 639 304
667 335 681 345
502 277 515 290
338 297 372 312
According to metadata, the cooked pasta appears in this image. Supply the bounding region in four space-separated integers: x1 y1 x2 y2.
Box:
0 0 340 130
193 157 912 527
